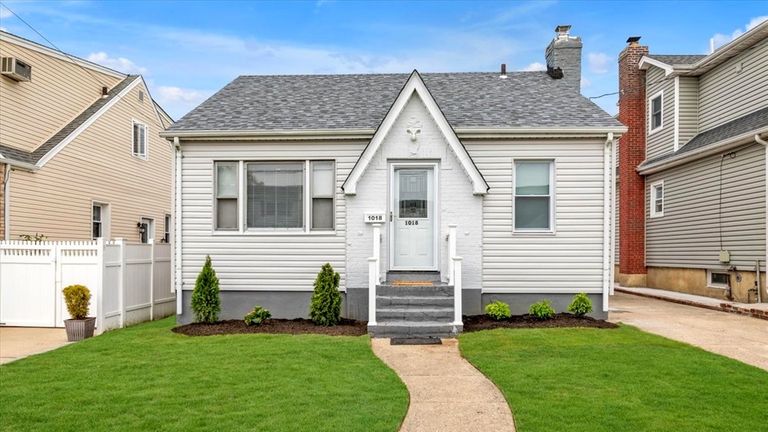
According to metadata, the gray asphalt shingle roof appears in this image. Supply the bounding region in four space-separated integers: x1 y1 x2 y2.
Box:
647 54 707 65
640 105 768 167
0 75 139 166
168 72 622 132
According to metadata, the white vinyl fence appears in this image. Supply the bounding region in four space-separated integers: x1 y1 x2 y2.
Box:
0 239 175 332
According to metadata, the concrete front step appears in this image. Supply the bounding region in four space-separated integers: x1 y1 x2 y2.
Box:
377 284 454 297
385 271 441 282
377 307 454 322
368 321 462 338
377 295 455 308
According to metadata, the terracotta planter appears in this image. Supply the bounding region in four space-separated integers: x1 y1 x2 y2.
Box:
64 317 96 341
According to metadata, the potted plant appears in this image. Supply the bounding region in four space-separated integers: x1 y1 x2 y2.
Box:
62 284 96 341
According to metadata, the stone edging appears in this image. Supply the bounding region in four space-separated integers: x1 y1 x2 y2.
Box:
615 288 768 321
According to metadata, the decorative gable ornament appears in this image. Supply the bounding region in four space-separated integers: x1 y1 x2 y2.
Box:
406 117 422 155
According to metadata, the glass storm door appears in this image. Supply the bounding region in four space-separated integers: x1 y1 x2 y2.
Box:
392 167 435 269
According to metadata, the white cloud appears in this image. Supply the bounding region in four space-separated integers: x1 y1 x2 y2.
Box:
581 77 592 89
86 51 147 75
711 15 768 49
521 62 546 71
155 86 208 103
587 52 610 74
0 6 12 19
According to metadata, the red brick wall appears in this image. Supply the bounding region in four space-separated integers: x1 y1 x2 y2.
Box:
617 42 648 276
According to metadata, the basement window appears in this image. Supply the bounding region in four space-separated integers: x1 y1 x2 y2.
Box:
649 91 663 133
708 270 730 289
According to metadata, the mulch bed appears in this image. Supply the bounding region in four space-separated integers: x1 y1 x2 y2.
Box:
462 313 618 332
172 318 368 337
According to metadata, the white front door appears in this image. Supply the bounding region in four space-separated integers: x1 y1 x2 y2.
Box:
392 166 436 269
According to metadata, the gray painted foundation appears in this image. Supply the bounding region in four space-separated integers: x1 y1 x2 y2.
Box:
177 290 606 324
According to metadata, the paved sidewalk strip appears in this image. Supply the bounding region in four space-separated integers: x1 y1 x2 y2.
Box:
609 292 768 371
615 285 768 320
0 327 71 365
372 338 515 432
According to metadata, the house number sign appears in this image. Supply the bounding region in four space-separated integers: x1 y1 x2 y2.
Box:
364 212 385 223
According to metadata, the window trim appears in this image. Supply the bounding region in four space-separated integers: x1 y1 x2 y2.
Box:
139 216 154 244
212 159 337 235
163 213 172 243
512 158 556 234
131 119 149 160
648 90 664 134
91 202 109 240
707 270 730 289
310 160 336 231
650 180 664 218
214 161 240 232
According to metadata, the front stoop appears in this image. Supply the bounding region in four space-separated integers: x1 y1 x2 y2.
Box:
368 272 461 338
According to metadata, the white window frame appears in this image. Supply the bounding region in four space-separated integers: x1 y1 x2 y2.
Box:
214 161 240 232
512 159 556 234
212 159 336 235
131 120 148 160
163 213 171 243
91 202 109 240
140 217 154 244
310 160 336 232
648 90 664 134
650 180 664 218
707 270 730 289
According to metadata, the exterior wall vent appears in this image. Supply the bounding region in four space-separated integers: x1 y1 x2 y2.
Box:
1 57 32 82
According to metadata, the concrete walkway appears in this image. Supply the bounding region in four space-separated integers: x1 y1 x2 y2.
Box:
616 285 768 320
372 338 515 432
609 292 768 371
0 327 70 365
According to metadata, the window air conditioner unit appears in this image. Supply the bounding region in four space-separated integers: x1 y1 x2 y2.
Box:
1 57 32 82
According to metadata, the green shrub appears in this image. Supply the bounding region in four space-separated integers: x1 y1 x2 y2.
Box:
485 300 511 320
529 300 555 320
244 305 271 326
191 255 221 323
62 285 90 320
567 292 593 317
310 263 342 326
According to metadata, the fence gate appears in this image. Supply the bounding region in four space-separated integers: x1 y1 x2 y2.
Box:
0 242 99 327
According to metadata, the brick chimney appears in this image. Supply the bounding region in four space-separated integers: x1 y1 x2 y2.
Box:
545 25 582 91
617 36 649 287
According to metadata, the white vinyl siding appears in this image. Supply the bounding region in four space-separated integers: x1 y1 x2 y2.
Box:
465 139 607 293
646 143 766 271
677 77 699 146
180 141 363 292
645 67 675 160
698 38 768 131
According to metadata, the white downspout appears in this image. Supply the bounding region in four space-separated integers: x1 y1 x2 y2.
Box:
603 132 614 312
173 137 183 315
610 135 617 295
3 166 10 241
755 134 768 302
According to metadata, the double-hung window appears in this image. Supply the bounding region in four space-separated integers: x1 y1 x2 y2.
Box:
649 92 663 132
215 162 239 230
92 204 103 239
132 121 148 159
650 181 664 218
215 160 335 232
163 214 171 243
514 160 554 232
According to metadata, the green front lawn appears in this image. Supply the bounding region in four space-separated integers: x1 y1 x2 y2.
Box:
0 318 408 432
460 326 768 432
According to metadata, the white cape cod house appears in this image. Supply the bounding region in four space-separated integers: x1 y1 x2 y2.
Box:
162 26 625 336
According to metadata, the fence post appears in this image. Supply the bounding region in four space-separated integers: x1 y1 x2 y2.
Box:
452 257 463 327
118 238 126 328
96 238 105 334
53 242 61 327
149 239 155 321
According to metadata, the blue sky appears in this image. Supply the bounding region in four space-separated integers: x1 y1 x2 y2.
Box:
1 1 765 119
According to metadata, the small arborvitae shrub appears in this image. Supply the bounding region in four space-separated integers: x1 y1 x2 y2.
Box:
529 300 555 320
191 255 221 323
244 305 271 326
567 292 593 317
485 300 512 320
62 284 90 320
310 263 342 326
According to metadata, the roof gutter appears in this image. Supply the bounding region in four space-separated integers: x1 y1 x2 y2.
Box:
162 126 628 141
0 155 37 171
637 127 768 175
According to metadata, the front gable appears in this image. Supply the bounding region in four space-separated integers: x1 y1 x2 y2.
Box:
342 71 488 195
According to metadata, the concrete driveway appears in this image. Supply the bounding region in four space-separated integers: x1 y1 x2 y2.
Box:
609 292 768 371
0 327 71 364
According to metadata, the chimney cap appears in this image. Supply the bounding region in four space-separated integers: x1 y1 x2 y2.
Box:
626 36 641 44
555 25 572 34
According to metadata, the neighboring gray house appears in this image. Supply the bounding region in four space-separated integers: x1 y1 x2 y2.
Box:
616 20 767 303
163 26 625 336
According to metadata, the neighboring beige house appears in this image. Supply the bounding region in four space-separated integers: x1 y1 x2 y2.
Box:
0 31 173 243
616 21 767 303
